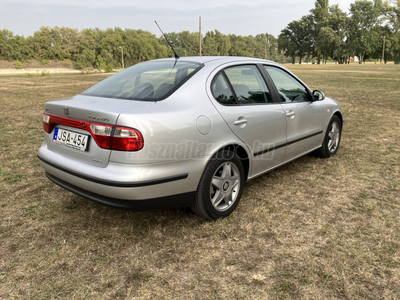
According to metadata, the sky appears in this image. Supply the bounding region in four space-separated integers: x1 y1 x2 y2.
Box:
1 0 355 38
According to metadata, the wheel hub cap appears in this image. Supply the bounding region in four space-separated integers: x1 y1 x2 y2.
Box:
223 182 229 191
328 121 340 152
210 162 241 212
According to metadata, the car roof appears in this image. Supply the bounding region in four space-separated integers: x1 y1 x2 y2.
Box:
151 56 280 66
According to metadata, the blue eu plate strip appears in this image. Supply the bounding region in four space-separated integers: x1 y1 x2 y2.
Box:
53 128 58 140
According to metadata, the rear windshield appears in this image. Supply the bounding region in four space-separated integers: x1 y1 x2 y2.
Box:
82 60 203 101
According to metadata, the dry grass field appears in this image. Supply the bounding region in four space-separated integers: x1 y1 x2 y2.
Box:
0 63 399 299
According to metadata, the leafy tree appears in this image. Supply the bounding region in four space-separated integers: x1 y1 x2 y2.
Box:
318 27 342 63
73 29 97 69
228 35 254 57
253 33 278 60
163 31 199 57
310 0 330 63
48 27 79 60
384 0 400 63
178 31 200 56
0 30 33 60
327 4 351 63
278 16 313 64
348 0 382 63
94 55 106 69
203 30 230 56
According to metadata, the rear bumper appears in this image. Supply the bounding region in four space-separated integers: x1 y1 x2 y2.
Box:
38 154 189 188
46 172 195 209
38 144 208 205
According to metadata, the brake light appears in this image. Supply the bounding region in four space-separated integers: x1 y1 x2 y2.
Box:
43 114 50 133
89 124 113 149
42 112 144 151
113 127 144 151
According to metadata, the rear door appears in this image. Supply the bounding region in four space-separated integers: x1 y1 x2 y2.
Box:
209 64 287 176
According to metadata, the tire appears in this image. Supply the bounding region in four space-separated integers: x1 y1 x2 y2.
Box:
316 115 342 158
191 150 245 220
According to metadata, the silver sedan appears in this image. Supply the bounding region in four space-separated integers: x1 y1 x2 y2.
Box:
38 56 343 219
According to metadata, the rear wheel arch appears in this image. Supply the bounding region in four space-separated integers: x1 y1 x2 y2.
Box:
192 148 246 219
217 144 250 181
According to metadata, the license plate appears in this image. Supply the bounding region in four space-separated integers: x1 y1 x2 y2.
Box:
53 128 89 151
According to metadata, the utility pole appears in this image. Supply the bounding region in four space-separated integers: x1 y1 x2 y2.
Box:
381 35 386 64
199 16 202 56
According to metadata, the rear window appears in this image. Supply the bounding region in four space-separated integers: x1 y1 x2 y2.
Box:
82 61 203 101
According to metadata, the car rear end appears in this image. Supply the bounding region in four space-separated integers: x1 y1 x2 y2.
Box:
38 59 210 208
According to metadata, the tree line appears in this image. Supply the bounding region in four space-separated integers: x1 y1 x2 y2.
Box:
0 0 399 68
0 27 170 69
279 0 400 64
0 26 283 69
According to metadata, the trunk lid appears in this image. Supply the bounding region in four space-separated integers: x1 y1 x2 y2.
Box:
44 94 153 167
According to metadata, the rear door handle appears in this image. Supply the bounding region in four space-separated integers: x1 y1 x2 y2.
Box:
234 119 248 126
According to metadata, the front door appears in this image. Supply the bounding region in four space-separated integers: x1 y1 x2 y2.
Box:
263 66 326 161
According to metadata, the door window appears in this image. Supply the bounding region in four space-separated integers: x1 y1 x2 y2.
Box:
264 66 311 103
211 72 237 105
211 65 273 105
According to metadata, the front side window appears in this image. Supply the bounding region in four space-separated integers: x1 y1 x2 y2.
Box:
264 66 311 103
82 61 202 101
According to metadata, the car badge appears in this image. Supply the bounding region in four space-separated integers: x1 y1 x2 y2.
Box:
63 107 69 115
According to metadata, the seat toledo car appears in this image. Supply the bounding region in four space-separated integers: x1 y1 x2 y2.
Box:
38 56 342 219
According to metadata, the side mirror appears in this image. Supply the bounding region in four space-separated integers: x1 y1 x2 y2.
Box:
312 90 325 101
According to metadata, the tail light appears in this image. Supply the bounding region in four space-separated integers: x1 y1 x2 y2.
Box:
90 124 113 149
43 113 144 151
43 114 50 133
113 127 144 151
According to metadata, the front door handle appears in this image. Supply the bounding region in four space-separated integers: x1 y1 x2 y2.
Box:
286 111 295 118
234 119 248 126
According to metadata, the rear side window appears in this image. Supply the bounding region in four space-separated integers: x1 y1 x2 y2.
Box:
82 61 203 101
211 65 272 105
211 73 236 105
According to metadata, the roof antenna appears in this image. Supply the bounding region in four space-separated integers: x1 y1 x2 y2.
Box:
154 21 180 60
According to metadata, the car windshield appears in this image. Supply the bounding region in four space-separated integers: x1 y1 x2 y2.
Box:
82 60 203 101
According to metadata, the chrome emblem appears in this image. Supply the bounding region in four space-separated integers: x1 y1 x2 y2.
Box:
88 115 110 122
63 107 69 115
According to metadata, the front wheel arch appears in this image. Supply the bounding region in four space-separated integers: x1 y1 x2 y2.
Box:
316 115 342 158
